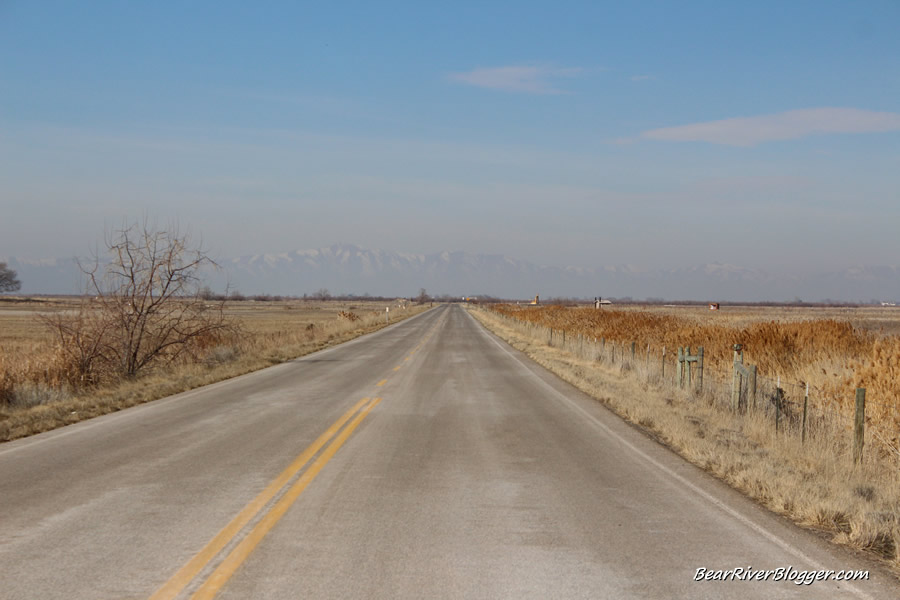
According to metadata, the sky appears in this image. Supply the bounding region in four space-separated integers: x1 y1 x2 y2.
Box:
1 1 899 281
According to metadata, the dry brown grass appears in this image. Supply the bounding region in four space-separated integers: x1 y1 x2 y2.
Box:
492 304 900 446
471 305 900 573
0 297 428 441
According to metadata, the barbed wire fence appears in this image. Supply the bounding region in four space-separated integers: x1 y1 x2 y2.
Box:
483 307 900 470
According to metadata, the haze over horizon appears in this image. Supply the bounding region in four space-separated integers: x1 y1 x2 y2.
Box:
2 2 899 298
6 242 900 303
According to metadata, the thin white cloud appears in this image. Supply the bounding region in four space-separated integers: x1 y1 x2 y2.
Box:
447 65 583 94
641 108 900 146
630 75 652 82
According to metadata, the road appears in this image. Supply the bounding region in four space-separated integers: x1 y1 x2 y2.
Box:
0 304 895 599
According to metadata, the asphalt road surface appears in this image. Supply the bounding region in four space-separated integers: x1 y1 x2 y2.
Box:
1 304 896 599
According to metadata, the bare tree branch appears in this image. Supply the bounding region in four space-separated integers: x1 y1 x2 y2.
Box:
45 221 235 380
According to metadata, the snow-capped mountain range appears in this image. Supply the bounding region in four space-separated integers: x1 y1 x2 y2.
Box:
3 243 900 302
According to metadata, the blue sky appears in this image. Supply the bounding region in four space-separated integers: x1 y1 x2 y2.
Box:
2 1 899 277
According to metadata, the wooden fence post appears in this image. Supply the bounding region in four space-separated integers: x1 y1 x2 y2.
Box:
677 347 684 388
631 341 636 362
854 388 866 464
686 346 693 389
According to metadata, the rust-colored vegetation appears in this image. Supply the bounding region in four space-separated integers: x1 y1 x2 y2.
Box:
0 299 422 441
490 304 899 438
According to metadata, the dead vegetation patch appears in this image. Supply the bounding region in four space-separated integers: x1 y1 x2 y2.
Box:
0 300 429 441
491 303 900 439
469 305 900 574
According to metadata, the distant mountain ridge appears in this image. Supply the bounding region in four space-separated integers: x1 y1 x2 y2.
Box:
3 243 900 302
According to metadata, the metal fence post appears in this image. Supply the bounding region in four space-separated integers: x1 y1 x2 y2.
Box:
731 344 743 412
854 388 866 464
749 365 757 411
697 346 704 392
801 383 809 445
775 387 783 434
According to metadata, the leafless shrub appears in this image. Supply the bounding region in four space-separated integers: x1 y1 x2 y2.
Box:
44 221 237 381
42 303 116 386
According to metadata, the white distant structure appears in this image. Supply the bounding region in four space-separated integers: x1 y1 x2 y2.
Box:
594 297 612 308
881 302 897 307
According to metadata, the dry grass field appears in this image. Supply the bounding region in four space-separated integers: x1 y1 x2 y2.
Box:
492 303 900 444
0 297 428 442
472 303 900 573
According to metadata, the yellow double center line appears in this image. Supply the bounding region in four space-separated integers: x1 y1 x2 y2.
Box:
152 316 444 599
150 396 381 600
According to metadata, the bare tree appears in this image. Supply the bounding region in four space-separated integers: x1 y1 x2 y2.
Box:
46 222 234 380
417 288 430 304
0 262 21 293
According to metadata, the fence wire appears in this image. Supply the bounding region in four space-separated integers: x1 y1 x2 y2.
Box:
487 309 900 466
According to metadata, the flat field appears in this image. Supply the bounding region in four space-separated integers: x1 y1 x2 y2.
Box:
493 303 900 445
0 296 411 363
610 303 900 335
0 297 427 441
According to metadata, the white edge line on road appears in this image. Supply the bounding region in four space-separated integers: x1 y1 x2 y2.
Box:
0 306 441 458
466 308 877 600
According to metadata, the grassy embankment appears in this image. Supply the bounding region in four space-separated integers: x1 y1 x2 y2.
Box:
469 303 900 574
0 298 429 442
